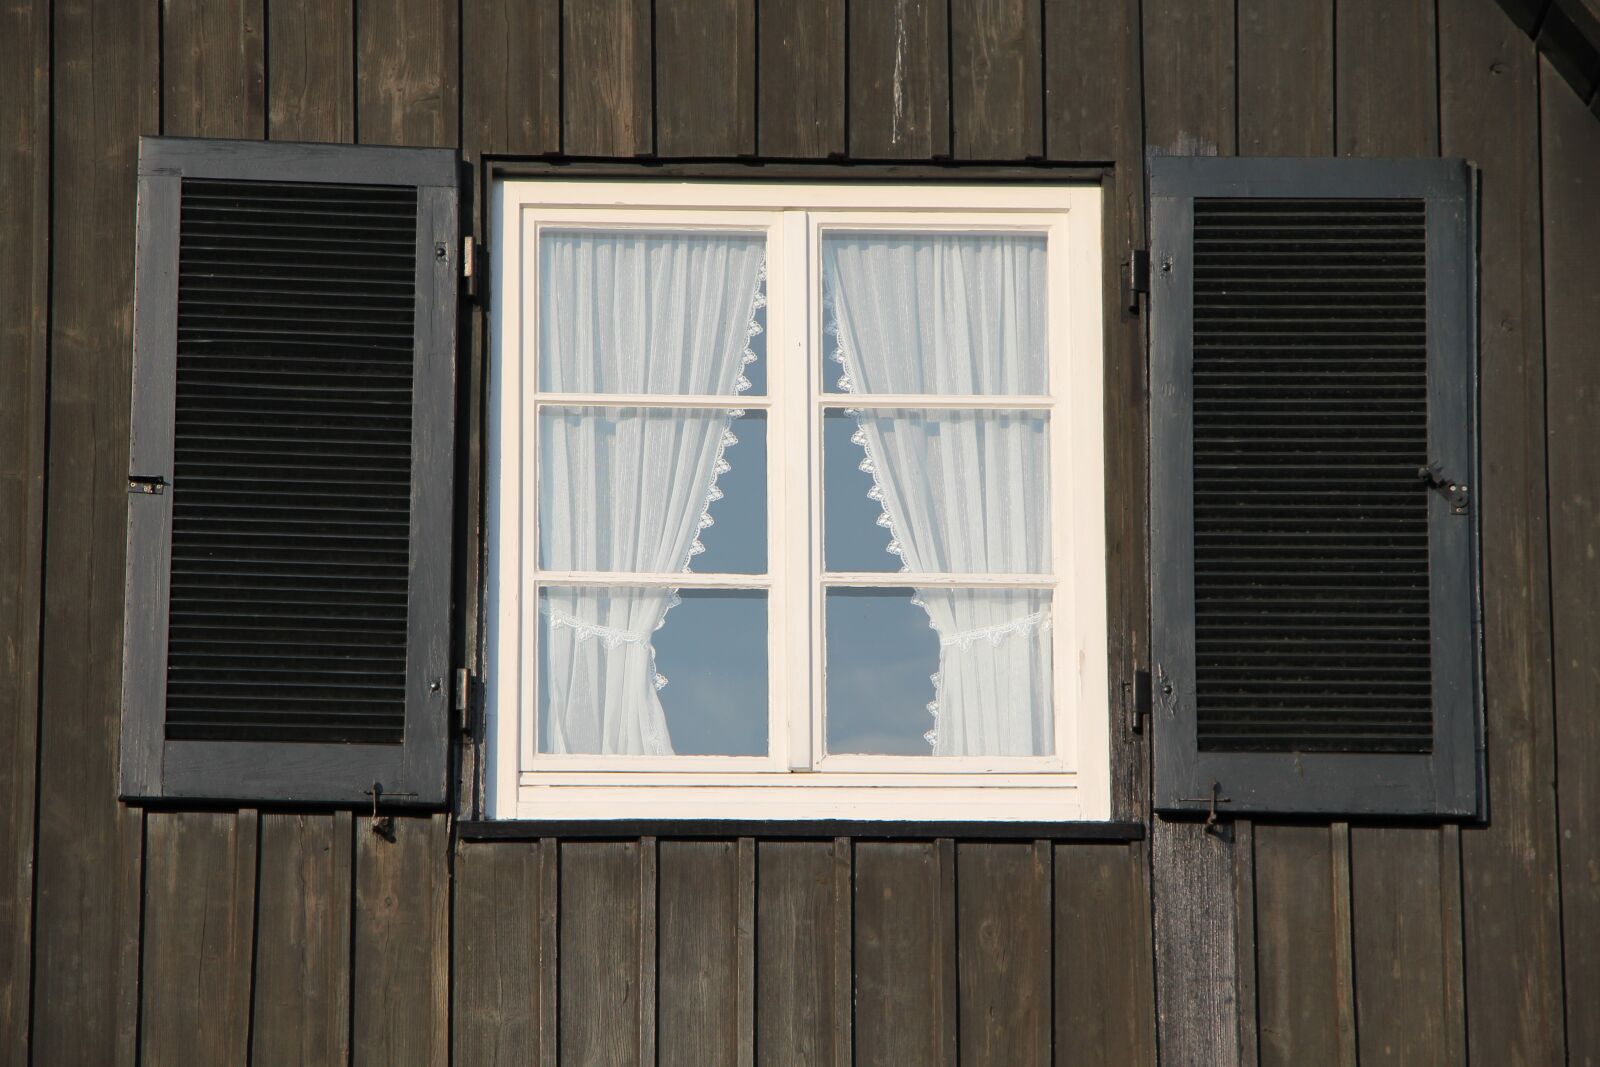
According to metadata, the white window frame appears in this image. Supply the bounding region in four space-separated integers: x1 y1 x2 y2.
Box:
487 180 1108 822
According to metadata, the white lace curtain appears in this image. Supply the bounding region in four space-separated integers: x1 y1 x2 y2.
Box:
824 233 1055 756
537 231 765 755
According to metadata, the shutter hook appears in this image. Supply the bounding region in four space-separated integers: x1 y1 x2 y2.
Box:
1203 780 1230 835
367 782 394 841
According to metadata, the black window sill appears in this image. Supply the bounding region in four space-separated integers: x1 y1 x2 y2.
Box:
457 818 1145 842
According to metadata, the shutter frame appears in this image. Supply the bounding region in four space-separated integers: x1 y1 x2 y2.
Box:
1150 155 1483 818
119 136 459 808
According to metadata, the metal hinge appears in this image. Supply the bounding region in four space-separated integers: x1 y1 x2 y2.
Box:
1124 249 1150 314
462 235 486 302
1124 667 1152 734
1418 463 1470 515
128 475 167 495
454 667 475 736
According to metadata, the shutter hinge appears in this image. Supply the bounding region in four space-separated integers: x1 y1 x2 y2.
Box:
454 667 475 736
462 235 486 303
1419 463 1470 515
1124 667 1152 734
128 475 167 495
1124 249 1150 314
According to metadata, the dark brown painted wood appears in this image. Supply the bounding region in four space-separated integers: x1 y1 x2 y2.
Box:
252 812 354 1067
463 0 560 157
951 0 1043 160
1237 0 1334 155
1253 824 1355 1066
356 0 459 148
1336 0 1440 155
563 0 653 157
659 840 741 1066
140 811 257 1066
31 0 158 1062
561 840 646 1067
163 0 265 140
1442 6 1569 1065
0 0 49 1056
1541 50 1600 1067
353 815 450 1067
854 840 957 1067
1054 842 1157 1065
756 841 850 1066
757 0 846 157
1044 0 1141 161
957 842 1050 1065
1142 0 1237 156
454 838 543 1065
656 0 755 157
268 0 355 142
848 0 951 159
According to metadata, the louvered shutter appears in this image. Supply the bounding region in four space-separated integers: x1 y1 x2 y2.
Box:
120 137 458 806
1150 157 1482 817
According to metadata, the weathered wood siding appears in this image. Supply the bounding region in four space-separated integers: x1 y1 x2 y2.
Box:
0 1 1593 1063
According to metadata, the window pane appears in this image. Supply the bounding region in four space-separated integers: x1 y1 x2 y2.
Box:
539 230 767 395
823 409 1050 574
822 232 1048 395
538 407 765 574
538 587 768 756
825 587 1053 757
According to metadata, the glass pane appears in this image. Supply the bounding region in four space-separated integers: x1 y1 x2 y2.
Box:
825 587 1054 757
539 407 765 574
822 232 1048 395
539 229 767 395
823 409 1050 574
538 587 767 756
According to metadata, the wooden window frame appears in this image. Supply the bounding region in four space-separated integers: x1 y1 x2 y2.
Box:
485 179 1110 822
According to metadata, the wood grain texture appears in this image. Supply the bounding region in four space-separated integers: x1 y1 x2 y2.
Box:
267 0 354 142
356 0 459 148
1442 6 1568 1066
956 842 1050 1065
561 840 645 1067
757 840 848 1066
454 838 543 1066
659 840 741 1066
1237 0 1333 155
951 0 1043 159
1150 823 1242 1067
1142 0 1236 155
163 0 265 139
0 0 49 1056
252 812 354 1067
353 814 450 1067
854 840 957 1067
757 0 845 157
140 811 258 1067
1044 0 1141 161
1335 0 1439 155
656 0 755 156
1541 49 1600 1067
463 0 560 156
849 0 951 159
1054 842 1157 1065
1253 824 1356 1067
31 0 158 1062
563 0 653 157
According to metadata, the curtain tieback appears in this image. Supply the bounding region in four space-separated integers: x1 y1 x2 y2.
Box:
544 604 652 650
938 608 1052 651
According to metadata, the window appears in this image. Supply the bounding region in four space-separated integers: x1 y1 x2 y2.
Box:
486 182 1108 821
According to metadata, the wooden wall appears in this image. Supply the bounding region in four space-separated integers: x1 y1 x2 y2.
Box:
0 0 1594 1064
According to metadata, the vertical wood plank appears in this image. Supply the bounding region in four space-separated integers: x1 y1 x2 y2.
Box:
1054 841 1158 1066
252 812 354 1067
267 0 355 142
1441 6 1567 1066
833 837 853 1067
758 0 846 157
656 0 755 156
951 0 1043 160
1142 0 1236 156
957 841 1051 1066
1335 0 1439 155
560 840 644 1067
1233 821 1260 1067
463 0 561 157
0 0 50 1057
659 839 740 1066
539 839 560 1067
562 0 653 157
1541 48 1600 1067
1044 0 1142 161
1237 0 1334 155
640 837 658 1067
352 814 450 1067
163 0 265 139
848 0 951 159
140 811 258 1067
356 0 459 148
736 837 756 1067
854 840 957 1067
453 838 543 1066
32 0 158 1061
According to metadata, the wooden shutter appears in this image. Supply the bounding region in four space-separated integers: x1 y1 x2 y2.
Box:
120 137 458 806
1150 157 1482 817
